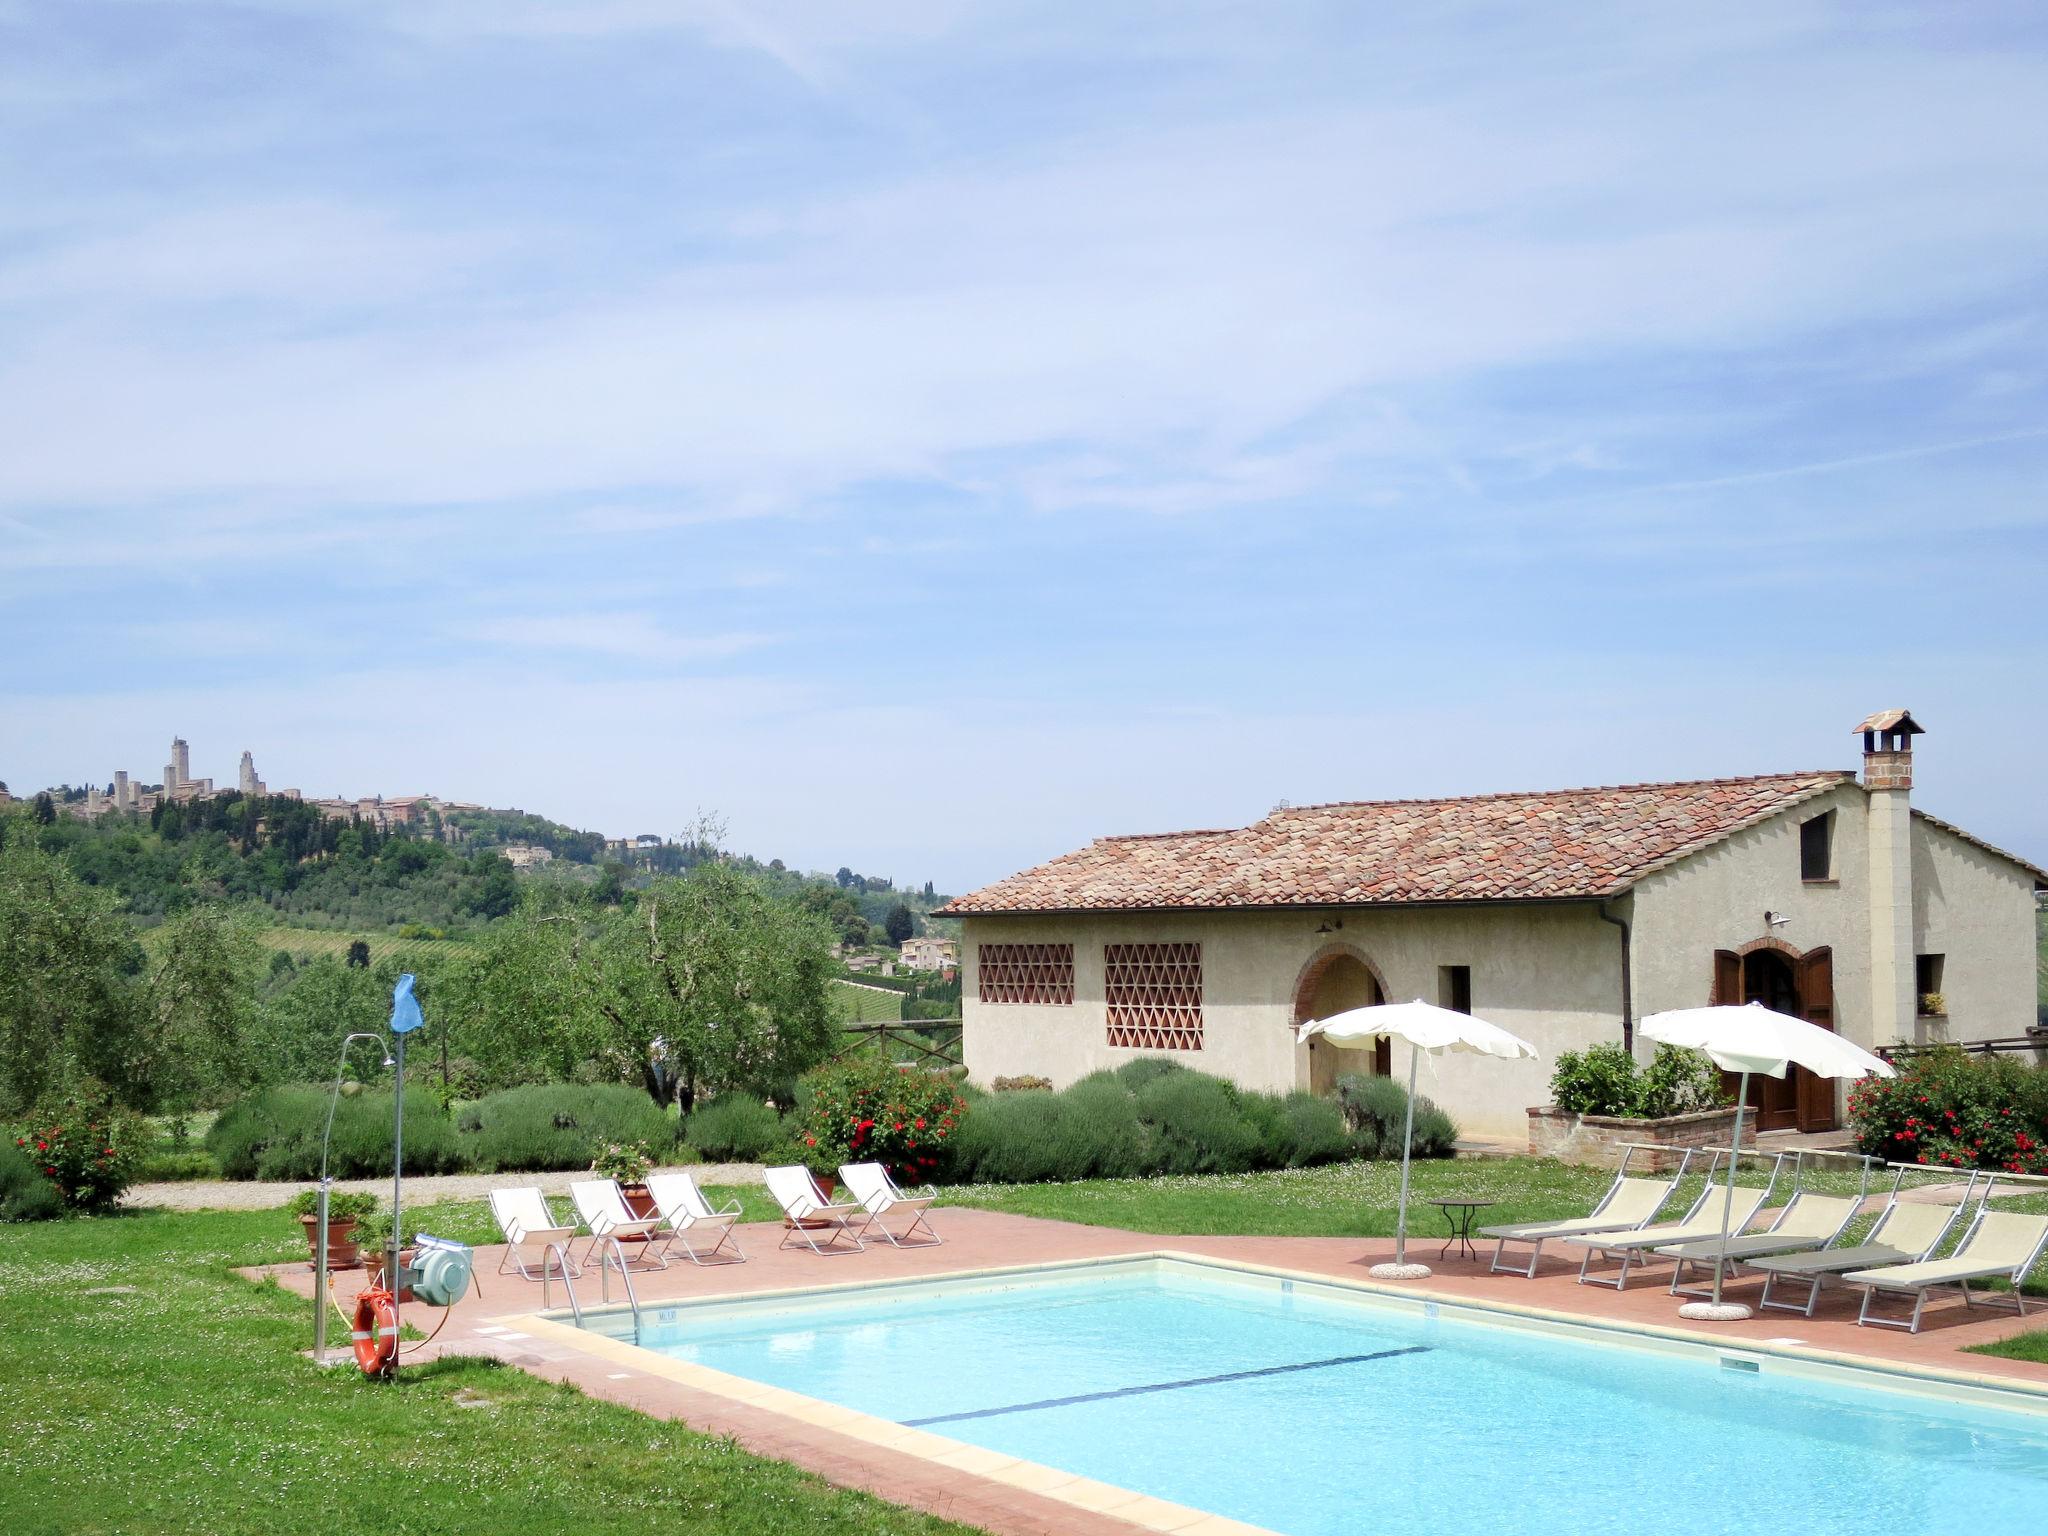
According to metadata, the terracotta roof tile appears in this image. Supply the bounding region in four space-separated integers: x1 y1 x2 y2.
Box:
938 772 1857 914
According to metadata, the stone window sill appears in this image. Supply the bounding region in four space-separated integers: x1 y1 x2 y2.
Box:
1800 878 1840 888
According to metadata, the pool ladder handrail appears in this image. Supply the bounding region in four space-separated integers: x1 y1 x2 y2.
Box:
533 1236 642 1337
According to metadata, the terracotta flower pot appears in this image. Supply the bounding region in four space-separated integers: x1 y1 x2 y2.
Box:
619 1183 658 1220
299 1214 361 1271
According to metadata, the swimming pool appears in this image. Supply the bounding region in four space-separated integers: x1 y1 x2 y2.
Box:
582 1258 2048 1536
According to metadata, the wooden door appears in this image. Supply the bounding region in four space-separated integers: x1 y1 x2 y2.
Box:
1793 948 1837 1132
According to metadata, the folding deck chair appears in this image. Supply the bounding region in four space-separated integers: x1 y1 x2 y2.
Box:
489 1186 581 1283
1657 1151 1873 1299
1480 1145 1693 1278
840 1162 941 1248
569 1178 672 1272
1848 1179 2048 1333
766 1166 866 1256
1747 1167 1976 1317
1565 1152 1784 1290
646 1171 746 1265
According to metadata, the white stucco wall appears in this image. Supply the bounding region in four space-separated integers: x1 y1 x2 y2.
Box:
961 903 1622 1141
1630 782 1875 1049
1910 817 2040 1044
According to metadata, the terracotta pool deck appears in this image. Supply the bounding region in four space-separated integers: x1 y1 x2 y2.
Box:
255 1209 2048 1536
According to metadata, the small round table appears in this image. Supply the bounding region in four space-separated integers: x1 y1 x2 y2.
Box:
1425 1197 1496 1262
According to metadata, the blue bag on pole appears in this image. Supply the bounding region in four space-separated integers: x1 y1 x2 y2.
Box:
389 972 424 1035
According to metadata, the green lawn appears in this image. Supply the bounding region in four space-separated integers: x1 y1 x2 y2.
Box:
0 1204 976 1536
829 979 905 1023
1971 1330 2048 1365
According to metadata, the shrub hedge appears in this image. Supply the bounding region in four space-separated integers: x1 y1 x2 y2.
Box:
1548 1044 1727 1120
1334 1073 1458 1159
1848 1048 2048 1173
460 1085 678 1173
682 1095 784 1162
948 1060 1444 1184
11 1084 148 1211
798 1058 967 1185
0 1140 65 1221
207 1085 464 1180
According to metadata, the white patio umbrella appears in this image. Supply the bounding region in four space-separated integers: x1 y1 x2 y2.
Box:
1297 1000 1538 1279
1639 1001 1894 1320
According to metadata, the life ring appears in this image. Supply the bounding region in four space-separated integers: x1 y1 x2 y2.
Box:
352 1287 399 1376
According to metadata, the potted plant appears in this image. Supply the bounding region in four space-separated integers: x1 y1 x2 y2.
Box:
287 1189 376 1270
1918 992 1948 1018
354 1208 418 1300
592 1141 657 1218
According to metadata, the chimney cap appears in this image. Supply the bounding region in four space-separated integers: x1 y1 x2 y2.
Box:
1854 708 1924 737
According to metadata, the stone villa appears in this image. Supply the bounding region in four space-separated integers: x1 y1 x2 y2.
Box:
942 712 2045 1140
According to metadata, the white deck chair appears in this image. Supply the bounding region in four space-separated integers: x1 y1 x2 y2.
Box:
1565 1153 1782 1291
1481 1146 1694 1278
1748 1174 1972 1317
1848 1195 2048 1334
646 1171 746 1265
1658 1188 1866 1298
765 1166 866 1256
840 1162 940 1248
489 1187 581 1282
569 1178 671 1272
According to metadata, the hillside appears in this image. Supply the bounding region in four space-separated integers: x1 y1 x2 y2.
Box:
22 791 958 946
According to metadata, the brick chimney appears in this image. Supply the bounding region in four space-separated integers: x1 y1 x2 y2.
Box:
1858 709 1924 1044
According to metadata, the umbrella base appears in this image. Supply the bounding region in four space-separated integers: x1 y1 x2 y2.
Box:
1368 1262 1433 1280
1677 1300 1753 1322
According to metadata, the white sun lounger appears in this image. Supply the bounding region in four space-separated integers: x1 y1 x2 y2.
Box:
1657 1187 1866 1298
766 1166 866 1256
1746 1173 1975 1317
1481 1146 1694 1278
1848 1199 2048 1334
840 1162 940 1248
646 1171 746 1265
1564 1159 1780 1291
569 1178 671 1272
489 1187 582 1282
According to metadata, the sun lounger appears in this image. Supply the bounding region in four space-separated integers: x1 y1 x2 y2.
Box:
766 1166 867 1256
1657 1188 1864 1298
1481 1146 1694 1278
488 1187 582 1282
1847 1204 2048 1333
1565 1167 1778 1290
569 1178 671 1272
1746 1179 1971 1317
646 1171 746 1265
840 1162 940 1248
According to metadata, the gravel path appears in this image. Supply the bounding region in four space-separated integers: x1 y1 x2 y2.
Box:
124 1163 768 1212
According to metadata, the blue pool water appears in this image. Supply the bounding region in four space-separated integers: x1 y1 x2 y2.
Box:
616 1260 2048 1536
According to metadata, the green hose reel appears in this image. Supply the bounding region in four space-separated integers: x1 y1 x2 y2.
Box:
404 1234 475 1307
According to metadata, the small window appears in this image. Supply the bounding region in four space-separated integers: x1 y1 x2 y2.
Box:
1916 954 1945 1015
1799 812 1834 881
1439 964 1472 1015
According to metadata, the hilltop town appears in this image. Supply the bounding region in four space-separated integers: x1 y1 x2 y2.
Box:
0 735 481 836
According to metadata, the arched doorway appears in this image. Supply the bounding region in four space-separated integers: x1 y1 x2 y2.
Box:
1292 945 1387 1095
1712 942 1836 1132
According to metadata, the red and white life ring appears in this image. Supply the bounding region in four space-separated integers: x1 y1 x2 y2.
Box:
352 1287 399 1377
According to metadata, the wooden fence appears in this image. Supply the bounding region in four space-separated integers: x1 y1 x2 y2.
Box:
833 1018 963 1069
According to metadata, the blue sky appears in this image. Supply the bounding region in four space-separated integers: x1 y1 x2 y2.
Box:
3 2 2046 892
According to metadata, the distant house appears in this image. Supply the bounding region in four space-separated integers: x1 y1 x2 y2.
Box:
940 711 2046 1140
900 935 959 973
501 843 554 870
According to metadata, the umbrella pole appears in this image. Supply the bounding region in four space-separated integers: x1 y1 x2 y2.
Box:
1393 1042 1419 1266
1713 1072 1748 1310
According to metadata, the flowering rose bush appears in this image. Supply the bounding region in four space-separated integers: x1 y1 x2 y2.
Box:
797 1058 967 1185
13 1084 146 1212
1847 1048 2048 1175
